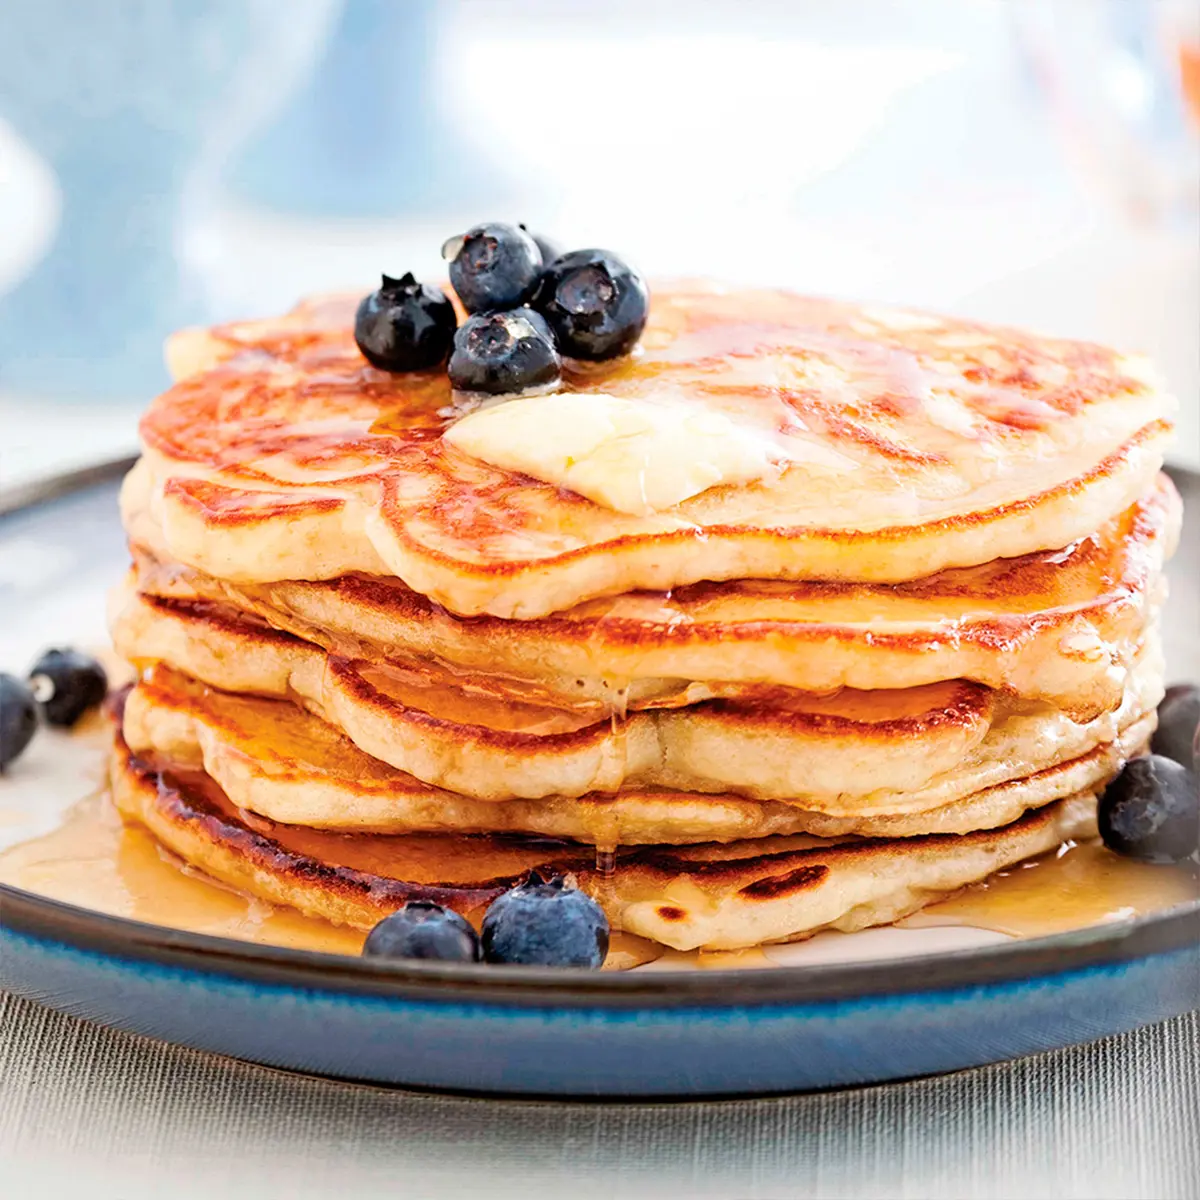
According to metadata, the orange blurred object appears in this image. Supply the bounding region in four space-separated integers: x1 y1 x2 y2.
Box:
1180 38 1200 126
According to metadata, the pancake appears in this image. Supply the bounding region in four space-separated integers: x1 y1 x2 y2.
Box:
132 286 1174 618
109 581 1163 807
123 664 1155 841
110 732 1101 951
125 473 1180 718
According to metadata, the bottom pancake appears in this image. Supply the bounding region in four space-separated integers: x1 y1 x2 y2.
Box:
110 733 1100 952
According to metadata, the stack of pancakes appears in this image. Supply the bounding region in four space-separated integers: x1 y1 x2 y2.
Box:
109 286 1179 954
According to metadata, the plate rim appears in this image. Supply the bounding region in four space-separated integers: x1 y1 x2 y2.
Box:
2 877 1199 1010
0 452 138 516
1 459 1197 1012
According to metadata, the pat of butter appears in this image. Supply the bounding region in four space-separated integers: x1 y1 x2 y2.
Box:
443 392 779 515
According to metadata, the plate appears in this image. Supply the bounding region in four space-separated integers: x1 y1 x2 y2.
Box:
0 462 1197 1098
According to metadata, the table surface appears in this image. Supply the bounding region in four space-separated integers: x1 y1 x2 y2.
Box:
0 993 1197 1200
0 466 1198 1200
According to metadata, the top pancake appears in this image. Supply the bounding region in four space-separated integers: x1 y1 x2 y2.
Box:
138 285 1174 618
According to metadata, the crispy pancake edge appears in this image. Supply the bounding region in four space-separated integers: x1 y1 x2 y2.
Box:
109 732 1102 951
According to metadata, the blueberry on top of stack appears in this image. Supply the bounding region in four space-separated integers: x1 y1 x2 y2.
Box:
353 221 649 394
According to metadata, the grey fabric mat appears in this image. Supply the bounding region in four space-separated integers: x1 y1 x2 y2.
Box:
0 991 1196 1199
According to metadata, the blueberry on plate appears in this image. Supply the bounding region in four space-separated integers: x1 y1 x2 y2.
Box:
1098 754 1199 863
448 308 561 395
354 273 457 372
443 222 543 314
0 674 39 771
519 223 563 266
532 248 648 361
28 648 107 727
1151 683 1199 773
481 871 609 968
362 900 482 962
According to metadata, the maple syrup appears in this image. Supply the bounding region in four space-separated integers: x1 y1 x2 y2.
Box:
2 694 1195 970
3 783 1196 969
695 947 773 969
0 791 366 955
903 839 1200 938
0 784 676 969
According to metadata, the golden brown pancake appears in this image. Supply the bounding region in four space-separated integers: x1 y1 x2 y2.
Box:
132 286 1174 617
124 473 1180 718
123 665 1153 842
109 583 1163 806
110 732 1101 951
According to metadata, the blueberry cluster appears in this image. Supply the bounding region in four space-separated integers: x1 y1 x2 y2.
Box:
1098 683 1199 863
353 222 649 396
0 648 109 771
363 870 610 969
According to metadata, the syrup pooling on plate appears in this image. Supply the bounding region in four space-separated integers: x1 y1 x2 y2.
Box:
5 785 1194 962
904 839 1200 937
0 784 663 969
0 791 366 956
1 705 1194 967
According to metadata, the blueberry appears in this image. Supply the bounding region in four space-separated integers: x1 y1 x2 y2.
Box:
448 308 561 395
443 222 542 314
532 249 648 360
28 648 107 727
519 224 562 266
1151 684 1199 773
362 900 481 962
0 674 39 771
1098 754 1199 863
354 273 456 372
481 871 609 967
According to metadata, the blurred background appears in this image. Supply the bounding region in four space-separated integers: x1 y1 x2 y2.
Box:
1 0 1197 495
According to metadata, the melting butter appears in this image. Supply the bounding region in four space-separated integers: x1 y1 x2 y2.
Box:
443 391 782 515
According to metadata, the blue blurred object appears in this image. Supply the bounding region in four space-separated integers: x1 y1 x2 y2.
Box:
0 0 336 399
228 0 505 217
1009 0 1200 227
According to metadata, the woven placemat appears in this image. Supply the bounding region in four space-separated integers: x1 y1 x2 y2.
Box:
0 992 1196 1199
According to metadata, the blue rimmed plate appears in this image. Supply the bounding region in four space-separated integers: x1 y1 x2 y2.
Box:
0 463 1197 1098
